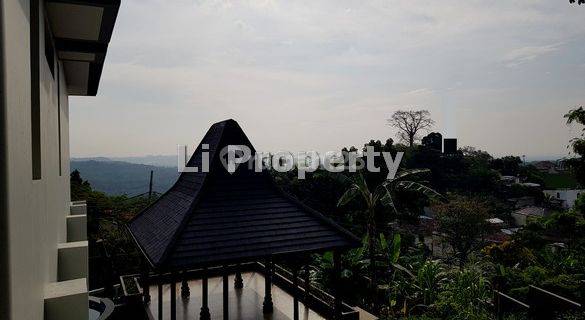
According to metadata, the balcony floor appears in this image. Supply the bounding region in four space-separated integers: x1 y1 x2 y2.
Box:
147 272 326 320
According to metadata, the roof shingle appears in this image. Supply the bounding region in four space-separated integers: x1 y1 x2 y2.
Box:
128 119 359 270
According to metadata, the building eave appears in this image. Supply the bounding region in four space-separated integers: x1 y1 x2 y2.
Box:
46 0 120 96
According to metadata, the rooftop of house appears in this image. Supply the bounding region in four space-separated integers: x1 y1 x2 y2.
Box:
513 206 547 217
486 218 505 224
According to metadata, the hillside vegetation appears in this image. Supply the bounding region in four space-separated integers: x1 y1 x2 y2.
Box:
70 160 178 195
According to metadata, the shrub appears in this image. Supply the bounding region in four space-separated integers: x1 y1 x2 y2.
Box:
435 267 492 320
483 241 536 267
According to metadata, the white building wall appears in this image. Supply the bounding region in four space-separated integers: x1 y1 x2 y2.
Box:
2 0 71 319
511 213 528 227
544 189 584 209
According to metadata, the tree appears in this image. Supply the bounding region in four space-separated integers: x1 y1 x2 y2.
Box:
564 107 585 185
337 170 441 292
422 132 443 151
361 138 397 187
460 146 492 165
387 110 435 148
569 0 584 5
573 193 585 215
70 169 92 201
433 197 489 268
491 156 522 176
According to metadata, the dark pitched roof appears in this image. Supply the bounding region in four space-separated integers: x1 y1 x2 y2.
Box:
128 119 359 270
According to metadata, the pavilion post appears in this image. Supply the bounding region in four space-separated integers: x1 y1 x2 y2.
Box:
170 273 177 320
263 258 274 314
141 260 151 304
234 264 244 289
292 266 300 320
158 279 163 320
181 270 190 299
223 266 229 320
200 268 211 320
333 252 343 320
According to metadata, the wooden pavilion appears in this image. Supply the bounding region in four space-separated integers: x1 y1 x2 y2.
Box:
127 119 360 320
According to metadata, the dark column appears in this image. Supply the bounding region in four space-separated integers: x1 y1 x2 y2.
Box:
181 270 190 299
158 281 163 320
262 258 274 314
141 261 151 304
170 273 177 320
333 252 343 320
200 268 211 320
292 266 300 320
303 264 311 302
98 240 114 297
223 266 229 320
234 264 244 289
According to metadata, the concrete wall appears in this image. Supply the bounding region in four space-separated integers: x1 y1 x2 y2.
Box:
1 0 72 319
0 1 8 318
511 213 528 227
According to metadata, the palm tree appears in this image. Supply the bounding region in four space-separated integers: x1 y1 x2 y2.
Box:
337 169 441 298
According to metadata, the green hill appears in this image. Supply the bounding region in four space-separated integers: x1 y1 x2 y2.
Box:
70 160 179 195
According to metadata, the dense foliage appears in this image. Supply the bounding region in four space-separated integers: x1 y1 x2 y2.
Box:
72 170 154 290
276 110 585 319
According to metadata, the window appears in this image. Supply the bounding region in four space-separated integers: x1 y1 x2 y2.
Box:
30 0 41 180
44 19 55 78
57 64 62 176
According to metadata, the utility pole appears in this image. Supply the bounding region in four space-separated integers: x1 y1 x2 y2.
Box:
148 170 153 202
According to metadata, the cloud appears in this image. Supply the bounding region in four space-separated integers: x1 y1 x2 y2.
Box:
404 88 435 96
503 43 562 68
71 0 585 158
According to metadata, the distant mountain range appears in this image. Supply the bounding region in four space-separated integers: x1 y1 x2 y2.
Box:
70 158 179 195
70 153 568 196
72 155 177 167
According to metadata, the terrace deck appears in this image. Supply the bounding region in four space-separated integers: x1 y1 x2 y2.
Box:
146 272 325 320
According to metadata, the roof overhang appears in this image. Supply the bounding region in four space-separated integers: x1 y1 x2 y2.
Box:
45 0 120 96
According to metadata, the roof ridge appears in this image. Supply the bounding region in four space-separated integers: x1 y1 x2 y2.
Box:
127 121 225 225
128 120 230 267
156 121 231 267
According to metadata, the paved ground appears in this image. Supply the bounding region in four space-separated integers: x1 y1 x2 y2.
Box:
355 307 378 320
147 272 325 320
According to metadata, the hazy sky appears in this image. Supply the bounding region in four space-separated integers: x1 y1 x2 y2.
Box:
70 0 585 160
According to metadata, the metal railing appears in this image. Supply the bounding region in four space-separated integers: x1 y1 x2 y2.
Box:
494 286 582 320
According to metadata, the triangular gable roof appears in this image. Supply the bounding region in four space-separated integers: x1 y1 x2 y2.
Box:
128 119 360 270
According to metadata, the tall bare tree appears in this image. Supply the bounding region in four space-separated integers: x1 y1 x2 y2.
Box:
387 110 435 147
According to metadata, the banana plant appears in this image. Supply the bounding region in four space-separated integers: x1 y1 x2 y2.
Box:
337 170 443 292
378 233 404 310
380 233 402 265
314 245 368 293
